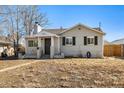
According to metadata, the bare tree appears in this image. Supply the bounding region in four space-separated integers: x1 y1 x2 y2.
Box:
20 6 48 35
0 6 21 56
0 5 48 37
0 5 49 56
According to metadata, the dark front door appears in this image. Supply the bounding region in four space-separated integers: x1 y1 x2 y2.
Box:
45 38 51 55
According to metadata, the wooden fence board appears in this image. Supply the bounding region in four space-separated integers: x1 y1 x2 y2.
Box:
104 44 123 57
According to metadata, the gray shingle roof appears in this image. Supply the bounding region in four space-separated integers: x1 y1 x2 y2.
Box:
92 27 103 32
42 27 103 35
111 38 124 44
0 36 12 45
42 28 66 35
104 40 112 45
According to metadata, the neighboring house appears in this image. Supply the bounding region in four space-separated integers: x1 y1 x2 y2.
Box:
104 39 124 57
104 40 112 45
111 38 124 45
24 23 105 59
0 36 14 56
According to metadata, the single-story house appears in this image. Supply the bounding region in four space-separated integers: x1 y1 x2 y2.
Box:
24 23 105 59
111 38 124 45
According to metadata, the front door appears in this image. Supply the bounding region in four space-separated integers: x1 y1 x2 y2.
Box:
45 38 51 55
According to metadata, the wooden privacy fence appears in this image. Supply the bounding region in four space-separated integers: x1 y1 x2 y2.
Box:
104 44 124 57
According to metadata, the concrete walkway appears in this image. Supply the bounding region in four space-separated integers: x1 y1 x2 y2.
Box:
0 60 41 73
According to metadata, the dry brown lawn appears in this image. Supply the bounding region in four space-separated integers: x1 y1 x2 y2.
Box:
0 60 36 70
0 57 124 88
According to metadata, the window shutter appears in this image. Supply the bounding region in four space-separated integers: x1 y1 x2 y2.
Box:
62 37 65 45
94 36 98 45
72 37 76 45
84 36 87 45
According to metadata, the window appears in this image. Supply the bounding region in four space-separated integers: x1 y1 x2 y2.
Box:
62 37 76 46
28 40 38 47
87 38 94 44
34 40 38 47
28 40 33 47
84 36 95 45
65 37 73 45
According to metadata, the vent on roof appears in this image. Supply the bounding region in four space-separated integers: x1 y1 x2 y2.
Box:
78 27 81 30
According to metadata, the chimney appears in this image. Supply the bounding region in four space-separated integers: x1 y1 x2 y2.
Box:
33 22 42 34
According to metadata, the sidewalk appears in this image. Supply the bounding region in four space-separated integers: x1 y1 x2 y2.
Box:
0 60 40 73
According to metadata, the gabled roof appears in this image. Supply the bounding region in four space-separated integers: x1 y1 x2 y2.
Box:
92 27 102 31
0 36 11 42
59 23 105 35
28 23 105 38
111 38 124 44
42 28 66 35
26 31 59 38
0 36 12 46
36 31 59 37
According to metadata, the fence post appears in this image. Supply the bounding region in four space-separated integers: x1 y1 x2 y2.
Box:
121 44 124 57
111 45 113 56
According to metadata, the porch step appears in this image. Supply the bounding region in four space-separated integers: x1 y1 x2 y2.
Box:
41 55 50 59
23 54 37 59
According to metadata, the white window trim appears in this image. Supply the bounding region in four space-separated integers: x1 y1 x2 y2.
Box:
28 40 38 47
87 36 94 45
65 37 73 46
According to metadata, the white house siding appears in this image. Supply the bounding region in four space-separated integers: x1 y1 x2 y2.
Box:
40 38 45 55
26 38 46 56
25 38 37 55
54 37 59 54
60 25 103 58
25 37 59 57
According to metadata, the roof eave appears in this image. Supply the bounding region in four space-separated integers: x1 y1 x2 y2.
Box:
59 23 105 35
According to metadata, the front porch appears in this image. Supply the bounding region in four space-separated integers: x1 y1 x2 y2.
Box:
37 36 60 59
25 31 62 59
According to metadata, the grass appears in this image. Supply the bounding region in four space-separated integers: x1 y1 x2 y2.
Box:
0 58 124 88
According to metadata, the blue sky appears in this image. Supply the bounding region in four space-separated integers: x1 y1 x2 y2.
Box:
39 5 124 42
